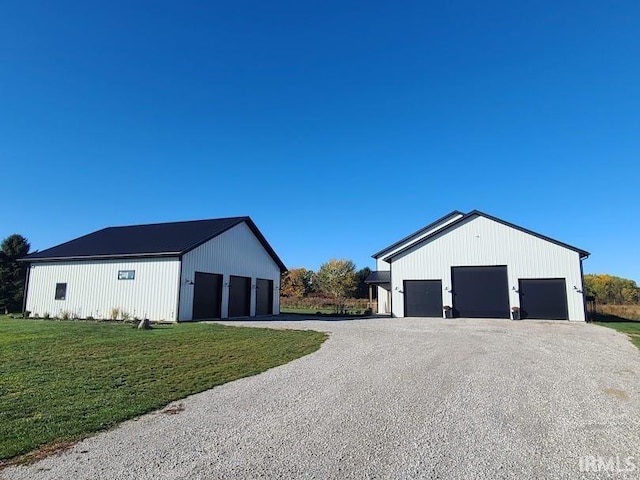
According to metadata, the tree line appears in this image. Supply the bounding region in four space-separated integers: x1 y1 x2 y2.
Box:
281 259 373 300
584 274 640 305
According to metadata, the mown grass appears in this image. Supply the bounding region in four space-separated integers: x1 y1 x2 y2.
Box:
0 316 326 463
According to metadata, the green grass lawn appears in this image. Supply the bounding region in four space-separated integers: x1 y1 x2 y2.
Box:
0 316 326 463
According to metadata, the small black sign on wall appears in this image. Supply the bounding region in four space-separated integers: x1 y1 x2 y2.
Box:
118 270 135 280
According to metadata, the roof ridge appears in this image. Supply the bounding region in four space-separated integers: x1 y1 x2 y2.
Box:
372 210 464 259
101 216 250 230
382 210 589 261
178 217 248 255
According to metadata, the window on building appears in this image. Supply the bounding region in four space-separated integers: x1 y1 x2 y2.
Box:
118 270 135 280
55 283 67 300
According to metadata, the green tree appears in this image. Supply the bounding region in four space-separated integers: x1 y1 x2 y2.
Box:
316 259 357 310
354 267 372 299
0 234 31 314
302 269 317 294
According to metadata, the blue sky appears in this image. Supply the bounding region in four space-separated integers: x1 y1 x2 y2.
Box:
1 1 639 281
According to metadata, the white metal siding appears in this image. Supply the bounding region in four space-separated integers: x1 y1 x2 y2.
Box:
25 258 181 321
375 258 391 313
390 216 586 321
179 222 282 320
376 258 390 272
374 214 464 315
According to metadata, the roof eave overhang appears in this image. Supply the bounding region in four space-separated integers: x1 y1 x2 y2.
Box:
371 210 465 259
19 252 181 263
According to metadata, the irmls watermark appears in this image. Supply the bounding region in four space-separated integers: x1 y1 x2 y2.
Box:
579 455 636 473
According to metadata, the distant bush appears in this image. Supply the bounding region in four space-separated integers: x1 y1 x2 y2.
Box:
596 304 640 321
280 295 370 314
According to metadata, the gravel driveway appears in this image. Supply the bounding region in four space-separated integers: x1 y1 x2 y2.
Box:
3 318 640 479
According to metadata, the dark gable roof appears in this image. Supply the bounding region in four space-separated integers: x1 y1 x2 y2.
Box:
21 217 287 272
382 210 590 262
372 210 464 259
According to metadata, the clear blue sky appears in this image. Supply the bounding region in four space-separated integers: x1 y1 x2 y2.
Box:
1 1 638 281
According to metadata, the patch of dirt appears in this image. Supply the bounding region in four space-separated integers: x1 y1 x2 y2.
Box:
604 388 630 401
0 440 79 470
162 403 185 415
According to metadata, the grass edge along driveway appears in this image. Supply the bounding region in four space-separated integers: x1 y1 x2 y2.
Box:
0 317 326 463
594 320 640 349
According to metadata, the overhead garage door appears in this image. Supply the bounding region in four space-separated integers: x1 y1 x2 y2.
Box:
256 278 274 315
229 275 251 317
519 279 568 320
404 280 443 317
452 266 509 318
192 272 223 320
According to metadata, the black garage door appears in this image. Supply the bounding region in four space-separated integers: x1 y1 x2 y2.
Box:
404 280 443 317
452 266 509 318
519 279 568 320
256 278 274 315
229 275 251 317
192 272 223 320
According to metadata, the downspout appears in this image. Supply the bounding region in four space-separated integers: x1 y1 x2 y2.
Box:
580 254 590 321
175 256 183 322
22 263 31 317
389 260 393 317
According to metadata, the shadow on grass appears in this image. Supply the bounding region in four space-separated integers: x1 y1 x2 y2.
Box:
592 313 640 323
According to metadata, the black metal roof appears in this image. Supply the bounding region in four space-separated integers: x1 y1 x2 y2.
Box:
381 210 590 262
21 217 287 271
372 211 464 259
364 270 391 284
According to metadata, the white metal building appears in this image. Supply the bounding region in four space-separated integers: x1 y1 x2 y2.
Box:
21 217 286 321
366 211 590 321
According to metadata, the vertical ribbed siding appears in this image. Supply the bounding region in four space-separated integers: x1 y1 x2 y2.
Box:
373 214 464 315
25 257 180 321
375 258 391 314
377 213 465 259
179 222 282 320
390 216 585 320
